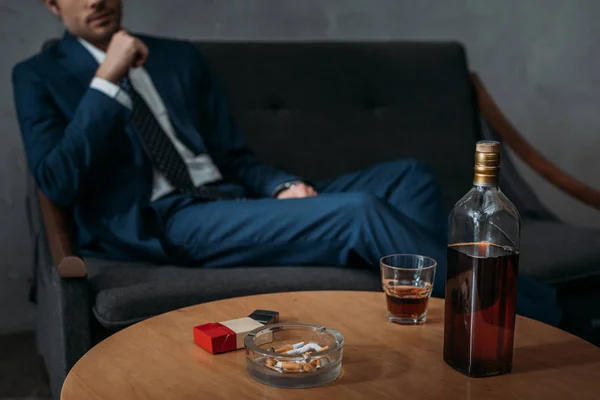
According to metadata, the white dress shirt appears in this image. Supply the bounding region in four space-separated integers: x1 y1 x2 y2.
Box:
78 38 223 201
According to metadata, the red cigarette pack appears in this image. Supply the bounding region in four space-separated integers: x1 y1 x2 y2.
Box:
194 317 263 355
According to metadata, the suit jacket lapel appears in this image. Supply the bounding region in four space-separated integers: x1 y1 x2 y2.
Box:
57 31 99 90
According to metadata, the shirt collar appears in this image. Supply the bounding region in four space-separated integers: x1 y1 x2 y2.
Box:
77 38 106 64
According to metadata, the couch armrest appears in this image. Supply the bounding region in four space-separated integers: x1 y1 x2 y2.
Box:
36 246 91 400
472 73 600 211
37 189 87 278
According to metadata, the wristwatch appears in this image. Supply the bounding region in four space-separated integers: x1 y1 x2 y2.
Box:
272 180 303 198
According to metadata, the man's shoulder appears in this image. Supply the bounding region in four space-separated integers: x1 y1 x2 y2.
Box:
13 40 60 82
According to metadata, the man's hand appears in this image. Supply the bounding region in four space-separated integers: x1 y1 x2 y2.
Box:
276 183 318 199
95 30 149 83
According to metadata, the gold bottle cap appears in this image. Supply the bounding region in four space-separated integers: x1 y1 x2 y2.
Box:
476 141 501 153
474 140 500 185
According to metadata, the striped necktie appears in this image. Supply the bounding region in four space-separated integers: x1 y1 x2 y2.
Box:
120 76 228 200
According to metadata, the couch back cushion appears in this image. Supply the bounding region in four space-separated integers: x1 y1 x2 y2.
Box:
196 41 480 210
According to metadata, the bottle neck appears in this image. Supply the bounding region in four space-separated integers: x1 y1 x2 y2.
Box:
473 173 499 186
473 182 500 191
473 150 500 186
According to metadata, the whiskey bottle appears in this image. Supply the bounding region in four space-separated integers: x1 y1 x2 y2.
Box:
444 140 520 377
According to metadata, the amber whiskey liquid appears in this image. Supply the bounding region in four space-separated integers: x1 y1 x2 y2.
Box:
384 283 432 324
444 242 519 377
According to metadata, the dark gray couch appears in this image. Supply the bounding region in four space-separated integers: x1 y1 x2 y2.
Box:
25 41 600 399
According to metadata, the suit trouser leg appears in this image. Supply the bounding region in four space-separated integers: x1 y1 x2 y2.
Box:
161 158 446 292
316 159 447 238
163 194 441 270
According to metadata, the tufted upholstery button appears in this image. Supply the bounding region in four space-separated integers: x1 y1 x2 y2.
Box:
267 97 286 111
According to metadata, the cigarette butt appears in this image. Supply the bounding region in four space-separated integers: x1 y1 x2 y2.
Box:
316 345 329 353
303 351 312 358
275 345 293 353
286 343 311 355
282 369 302 374
275 342 304 353
308 343 322 351
280 361 302 370
310 359 321 368
265 364 282 373
265 359 275 367
301 362 316 372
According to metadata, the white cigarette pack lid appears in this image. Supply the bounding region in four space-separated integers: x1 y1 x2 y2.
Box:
221 317 264 349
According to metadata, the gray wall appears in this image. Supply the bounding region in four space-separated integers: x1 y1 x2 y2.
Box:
1 0 599 334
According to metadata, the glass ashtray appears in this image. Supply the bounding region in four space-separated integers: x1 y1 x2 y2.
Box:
244 322 344 388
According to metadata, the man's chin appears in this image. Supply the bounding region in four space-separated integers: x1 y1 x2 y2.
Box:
87 23 121 44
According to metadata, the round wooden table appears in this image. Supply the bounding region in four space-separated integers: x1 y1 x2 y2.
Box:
62 291 600 399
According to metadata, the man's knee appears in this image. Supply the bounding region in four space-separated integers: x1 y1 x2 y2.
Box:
341 192 382 209
334 192 391 236
398 158 436 181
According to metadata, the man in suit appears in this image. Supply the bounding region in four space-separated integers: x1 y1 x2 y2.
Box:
14 0 560 323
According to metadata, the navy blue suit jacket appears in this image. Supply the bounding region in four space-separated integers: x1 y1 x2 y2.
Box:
12 32 298 262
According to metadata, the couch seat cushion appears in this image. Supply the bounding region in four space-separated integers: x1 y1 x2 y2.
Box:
520 219 600 284
86 263 381 331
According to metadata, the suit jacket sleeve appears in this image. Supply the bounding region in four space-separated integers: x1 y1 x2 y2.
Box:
189 45 300 197
12 62 130 207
